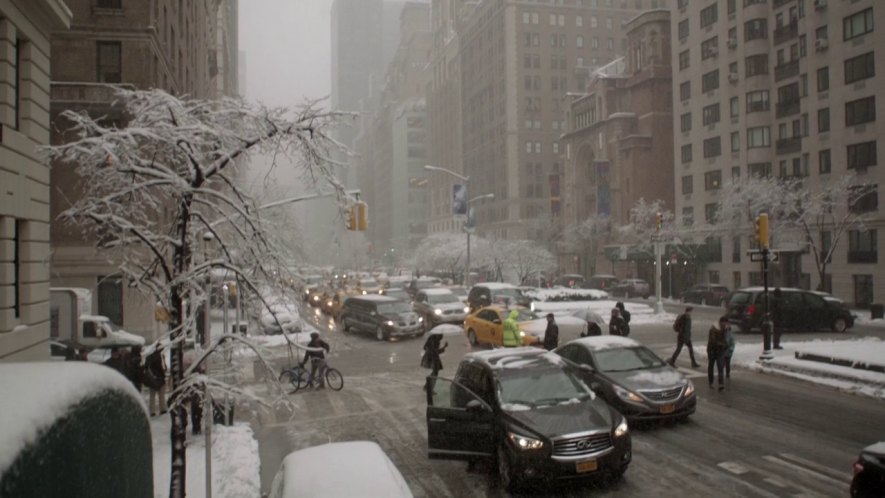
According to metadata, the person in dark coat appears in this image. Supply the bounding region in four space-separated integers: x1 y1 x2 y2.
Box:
615 302 631 336
771 288 784 349
125 345 144 391
422 333 448 393
668 306 700 368
707 316 730 390
300 332 331 388
542 313 560 350
145 348 167 416
609 308 628 336
102 347 128 376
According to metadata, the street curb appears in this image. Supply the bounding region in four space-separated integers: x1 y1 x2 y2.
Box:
752 360 885 392
793 351 885 373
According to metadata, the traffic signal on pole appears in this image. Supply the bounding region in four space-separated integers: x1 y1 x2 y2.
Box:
754 213 769 249
655 212 663 232
356 202 368 231
345 205 356 230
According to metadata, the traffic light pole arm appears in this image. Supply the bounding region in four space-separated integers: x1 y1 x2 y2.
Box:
210 189 361 228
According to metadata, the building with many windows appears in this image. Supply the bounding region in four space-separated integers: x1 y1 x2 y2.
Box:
0 1 72 362
672 0 882 306
455 0 647 243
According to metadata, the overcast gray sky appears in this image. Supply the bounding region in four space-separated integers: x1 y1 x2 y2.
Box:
239 0 334 107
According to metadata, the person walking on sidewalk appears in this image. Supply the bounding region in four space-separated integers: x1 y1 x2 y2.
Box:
609 308 629 336
668 307 700 368
542 313 559 351
707 316 730 390
615 302 631 336
422 333 448 393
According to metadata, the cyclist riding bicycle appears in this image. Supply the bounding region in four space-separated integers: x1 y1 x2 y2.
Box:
300 332 331 389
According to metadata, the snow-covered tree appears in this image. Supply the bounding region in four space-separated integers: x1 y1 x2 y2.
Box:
559 215 612 275
506 240 557 285
413 233 467 280
716 174 875 290
46 89 350 498
620 198 676 247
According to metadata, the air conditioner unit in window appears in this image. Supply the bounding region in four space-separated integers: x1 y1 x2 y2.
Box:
813 0 827 10
815 38 829 51
728 72 739 83
727 38 738 49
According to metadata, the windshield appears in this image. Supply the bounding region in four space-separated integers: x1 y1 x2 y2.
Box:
415 280 438 289
592 347 666 373
492 288 523 300
729 292 751 305
359 279 378 287
306 276 323 285
378 302 413 315
449 287 467 295
497 367 591 408
428 294 459 304
384 290 410 300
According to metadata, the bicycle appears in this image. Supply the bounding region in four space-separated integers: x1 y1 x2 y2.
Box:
278 358 344 393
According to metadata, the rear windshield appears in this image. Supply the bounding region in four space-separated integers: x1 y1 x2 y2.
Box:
428 293 459 304
378 302 413 315
728 291 752 305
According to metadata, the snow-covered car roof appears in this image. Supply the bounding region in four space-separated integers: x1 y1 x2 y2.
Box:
422 288 455 296
733 286 802 293
274 441 413 498
464 347 565 370
348 294 397 302
571 335 641 351
474 282 518 290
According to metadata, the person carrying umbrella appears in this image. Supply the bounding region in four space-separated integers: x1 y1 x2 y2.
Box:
422 330 448 393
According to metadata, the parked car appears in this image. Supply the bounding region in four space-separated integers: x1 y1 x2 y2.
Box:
851 441 885 498
462 306 543 347
426 347 631 491
555 336 696 423
725 287 855 333
681 284 731 306
269 441 413 498
467 283 530 312
260 303 302 335
552 274 586 288
612 279 651 299
584 274 620 292
412 288 470 331
340 295 424 341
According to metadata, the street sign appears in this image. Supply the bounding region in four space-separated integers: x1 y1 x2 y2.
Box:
748 250 779 262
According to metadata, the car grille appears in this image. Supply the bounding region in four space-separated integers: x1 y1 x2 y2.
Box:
639 386 684 402
552 432 612 457
443 309 462 315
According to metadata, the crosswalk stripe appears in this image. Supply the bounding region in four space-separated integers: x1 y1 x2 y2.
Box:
762 455 849 488
718 461 750 474
778 452 852 483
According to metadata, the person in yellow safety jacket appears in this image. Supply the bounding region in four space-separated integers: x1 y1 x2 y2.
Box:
502 310 521 347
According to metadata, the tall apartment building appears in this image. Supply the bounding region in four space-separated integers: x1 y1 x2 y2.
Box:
426 0 472 236
0 1 72 362
457 0 645 243
49 0 237 338
355 1 431 260
672 0 883 305
560 9 673 278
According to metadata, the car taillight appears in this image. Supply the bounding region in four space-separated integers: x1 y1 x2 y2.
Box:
852 458 864 476
745 304 756 316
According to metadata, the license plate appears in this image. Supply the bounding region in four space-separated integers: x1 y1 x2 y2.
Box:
660 404 675 414
575 459 598 473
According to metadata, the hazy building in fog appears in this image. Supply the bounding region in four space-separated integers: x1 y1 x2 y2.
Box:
49 0 237 339
0 0 72 362
560 9 674 280
457 0 647 243
672 0 883 305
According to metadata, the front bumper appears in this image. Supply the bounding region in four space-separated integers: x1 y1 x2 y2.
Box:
508 435 631 482
385 323 424 337
614 395 696 422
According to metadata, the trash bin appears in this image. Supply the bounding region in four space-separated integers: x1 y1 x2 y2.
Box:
871 304 884 320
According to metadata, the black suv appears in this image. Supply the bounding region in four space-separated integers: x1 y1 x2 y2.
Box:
340 295 424 341
426 347 631 491
725 287 854 334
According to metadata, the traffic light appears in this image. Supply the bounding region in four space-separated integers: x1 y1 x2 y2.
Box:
754 213 769 249
345 205 356 230
655 212 663 232
356 201 368 231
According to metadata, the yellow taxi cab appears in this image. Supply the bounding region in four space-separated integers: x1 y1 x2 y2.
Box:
463 306 542 347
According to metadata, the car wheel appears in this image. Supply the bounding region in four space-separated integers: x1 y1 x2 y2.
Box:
700 297 708 306
497 444 518 492
832 317 848 333
376 326 387 341
467 329 478 346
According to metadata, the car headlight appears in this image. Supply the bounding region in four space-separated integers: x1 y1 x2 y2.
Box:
519 330 526 337
614 385 644 403
418 316 424 322
304 289 310 295
463 306 470 313
507 432 544 450
614 418 629 438
684 381 695 397
313 295 319 301
385 320 395 326
434 309 443 315
362 290 367 295
326 301 333 307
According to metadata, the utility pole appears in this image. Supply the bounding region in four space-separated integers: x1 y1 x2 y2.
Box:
653 212 664 314
755 214 773 360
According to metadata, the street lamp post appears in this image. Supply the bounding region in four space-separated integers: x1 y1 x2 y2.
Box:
424 165 495 286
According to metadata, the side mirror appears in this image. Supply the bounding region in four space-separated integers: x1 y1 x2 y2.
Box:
465 399 487 413
493 319 502 325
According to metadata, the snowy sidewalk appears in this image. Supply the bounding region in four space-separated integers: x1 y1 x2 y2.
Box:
151 416 260 498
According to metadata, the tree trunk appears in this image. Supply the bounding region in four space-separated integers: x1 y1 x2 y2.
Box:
168 286 187 498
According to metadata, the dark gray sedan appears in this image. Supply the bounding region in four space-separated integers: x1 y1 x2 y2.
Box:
555 336 696 423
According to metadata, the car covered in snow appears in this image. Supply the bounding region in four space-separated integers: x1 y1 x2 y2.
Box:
466 283 531 312
426 347 631 491
555 336 696 423
260 302 301 335
269 441 413 498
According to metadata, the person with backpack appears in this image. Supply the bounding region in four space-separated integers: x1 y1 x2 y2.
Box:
668 306 700 368
707 316 730 390
615 302 631 336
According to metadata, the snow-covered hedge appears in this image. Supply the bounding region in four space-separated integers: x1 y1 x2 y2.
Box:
523 287 609 302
